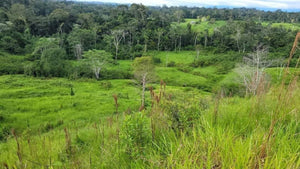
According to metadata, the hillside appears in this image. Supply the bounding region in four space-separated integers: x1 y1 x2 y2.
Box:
0 0 300 168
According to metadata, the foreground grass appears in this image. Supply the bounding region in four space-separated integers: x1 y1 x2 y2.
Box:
0 72 299 168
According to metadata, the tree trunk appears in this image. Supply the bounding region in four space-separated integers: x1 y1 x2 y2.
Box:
194 34 198 47
236 39 240 53
174 37 177 52
157 35 161 51
144 43 147 53
179 36 182 52
115 46 118 61
141 74 147 109
75 44 82 60
94 67 101 79
204 34 208 48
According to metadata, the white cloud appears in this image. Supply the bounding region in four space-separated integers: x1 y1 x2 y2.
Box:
78 0 300 10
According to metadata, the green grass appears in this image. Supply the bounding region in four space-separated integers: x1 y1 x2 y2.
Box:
261 22 300 31
180 19 300 35
156 67 209 90
0 50 299 168
2 75 298 168
191 66 218 77
266 67 300 84
108 60 133 72
0 75 141 134
150 51 197 65
181 19 226 34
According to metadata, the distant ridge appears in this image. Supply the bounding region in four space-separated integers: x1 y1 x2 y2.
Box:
71 0 300 12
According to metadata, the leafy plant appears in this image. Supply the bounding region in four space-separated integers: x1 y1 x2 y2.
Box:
121 112 151 159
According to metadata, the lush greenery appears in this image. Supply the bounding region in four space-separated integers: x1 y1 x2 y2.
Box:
0 1 299 75
0 0 299 168
0 69 299 168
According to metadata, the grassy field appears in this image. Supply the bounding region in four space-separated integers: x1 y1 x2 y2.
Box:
180 19 226 34
0 50 299 168
180 18 300 33
261 22 300 31
0 75 141 133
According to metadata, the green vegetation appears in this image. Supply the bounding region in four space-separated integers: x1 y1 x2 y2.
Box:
0 69 299 168
1 49 299 168
261 22 300 31
0 0 299 168
180 19 226 34
181 19 300 34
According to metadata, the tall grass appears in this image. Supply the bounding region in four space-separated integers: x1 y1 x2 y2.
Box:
0 78 299 168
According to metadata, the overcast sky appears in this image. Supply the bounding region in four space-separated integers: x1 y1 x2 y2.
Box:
77 0 300 11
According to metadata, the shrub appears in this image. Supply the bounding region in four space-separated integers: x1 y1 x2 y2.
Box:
167 61 176 67
215 82 245 97
216 61 235 74
167 103 202 133
0 35 24 54
39 48 68 77
0 55 24 75
121 112 151 159
24 48 70 77
177 64 192 73
153 57 161 64
0 126 10 142
0 115 4 122
99 81 112 89
101 69 133 79
71 61 93 79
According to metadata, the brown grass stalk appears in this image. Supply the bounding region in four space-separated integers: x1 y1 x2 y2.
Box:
12 129 23 168
113 94 118 113
254 31 300 169
64 128 72 157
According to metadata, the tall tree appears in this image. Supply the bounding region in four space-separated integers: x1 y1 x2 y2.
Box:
83 50 112 79
174 10 184 24
156 28 164 51
111 29 124 61
133 56 155 110
67 25 96 60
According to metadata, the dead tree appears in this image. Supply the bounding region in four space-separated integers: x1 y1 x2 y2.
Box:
236 45 273 96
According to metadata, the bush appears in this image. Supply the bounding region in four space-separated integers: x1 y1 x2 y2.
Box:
70 61 93 79
0 126 10 142
153 57 161 64
182 45 195 50
177 64 192 73
216 61 235 74
25 48 70 77
121 112 151 159
99 81 112 89
40 48 68 77
167 61 176 67
0 34 25 54
0 55 24 75
215 82 245 97
101 69 133 79
167 103 202 133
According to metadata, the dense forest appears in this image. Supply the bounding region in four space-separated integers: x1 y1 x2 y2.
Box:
0 0 299 77
0 0 299 168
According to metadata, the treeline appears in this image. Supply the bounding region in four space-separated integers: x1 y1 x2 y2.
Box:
0 0 299 77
